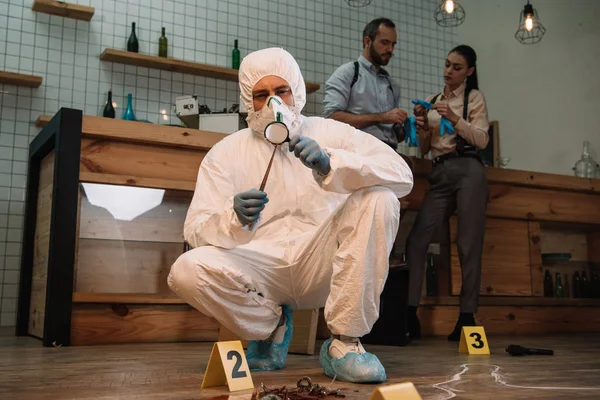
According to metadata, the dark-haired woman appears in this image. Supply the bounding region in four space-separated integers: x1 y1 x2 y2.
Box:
405 45 490 342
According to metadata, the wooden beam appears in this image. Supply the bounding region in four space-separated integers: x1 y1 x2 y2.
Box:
100 48 321 94
70 304 219 345
418 304 600 335
486 167 600 194
487 185 600 224
28 117 600 200
421 296 600 306
0 71 43 88
79 171 195 191
36 114 227 151
409 157 600 194
32 0 94 21
72 293 185 304
79 138 204 183
408 181 600 224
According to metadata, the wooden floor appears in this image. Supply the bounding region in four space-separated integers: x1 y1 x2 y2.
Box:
1 328 600 399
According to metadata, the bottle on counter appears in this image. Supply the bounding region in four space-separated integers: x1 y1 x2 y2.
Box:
582 271 589 298
543 270 553 297
590 266 600 298
103 90 115 118
122 93 136 121
158 27 168 57
573 141 598 178
573 271 581 298
127 22 139 53
554 272 563 298
232 39 240 69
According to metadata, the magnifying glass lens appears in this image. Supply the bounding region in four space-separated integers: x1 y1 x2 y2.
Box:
264 122 289 145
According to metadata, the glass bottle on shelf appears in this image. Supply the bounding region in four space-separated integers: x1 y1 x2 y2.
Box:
554 272 563 298
122 93 136 121
158 27 168 57
572 141 598 178
543 270 553 297
563 273 570 298
581 271 588 298
573 271 581 298
232 39 241 69
127 22 139 53
103 90 115 118
590 266 600 298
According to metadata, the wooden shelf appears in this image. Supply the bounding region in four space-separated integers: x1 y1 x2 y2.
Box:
32 0 94 21
100 48 321 94
73 292 185 304
422 296 600 307
0 71 43 88
35 114 227 151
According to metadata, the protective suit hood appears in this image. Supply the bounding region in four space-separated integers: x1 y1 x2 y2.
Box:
239 48 306 134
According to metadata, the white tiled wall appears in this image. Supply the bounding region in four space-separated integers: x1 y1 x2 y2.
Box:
0 0 456 326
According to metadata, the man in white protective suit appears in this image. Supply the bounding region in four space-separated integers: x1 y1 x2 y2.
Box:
167 47 413 383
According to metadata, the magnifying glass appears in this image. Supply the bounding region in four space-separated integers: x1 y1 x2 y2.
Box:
257 115 289 191
246 116 290 229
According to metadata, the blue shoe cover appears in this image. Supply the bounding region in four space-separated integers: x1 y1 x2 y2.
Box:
319 338 387 383
246 305 293 371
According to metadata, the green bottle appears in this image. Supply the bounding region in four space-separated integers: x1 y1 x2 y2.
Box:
554 272 563 298
232 39 240 69
158 27 168 58
127 22 139 53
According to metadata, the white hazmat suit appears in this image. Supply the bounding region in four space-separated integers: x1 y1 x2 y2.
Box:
167 48 414 345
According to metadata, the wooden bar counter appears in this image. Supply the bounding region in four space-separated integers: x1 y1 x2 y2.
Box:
17 108 600 349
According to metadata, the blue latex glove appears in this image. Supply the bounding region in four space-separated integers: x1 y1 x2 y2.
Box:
403 116 418 147
319 338 386 383
411 99 433 110
440 117 455 136
246 304 294 371
289 136 331 175
412 99 455 136
233 189 269 225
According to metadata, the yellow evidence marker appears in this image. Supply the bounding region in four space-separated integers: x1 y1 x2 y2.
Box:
201 340 254 392
369 382 422 400
459 326 491 355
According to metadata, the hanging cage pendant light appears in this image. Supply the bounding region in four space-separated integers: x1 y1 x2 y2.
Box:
434 0 466 27
515 0 546 44
345 0 372 7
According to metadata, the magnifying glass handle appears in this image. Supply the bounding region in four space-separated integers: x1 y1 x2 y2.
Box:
259 145 278 191
248 145 278 229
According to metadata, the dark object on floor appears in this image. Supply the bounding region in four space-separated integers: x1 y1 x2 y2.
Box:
251 376 346 399
362 265 411 346
506 344 554 356
447 313 476 342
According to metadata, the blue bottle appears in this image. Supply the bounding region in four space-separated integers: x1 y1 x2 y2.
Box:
122 93 136 121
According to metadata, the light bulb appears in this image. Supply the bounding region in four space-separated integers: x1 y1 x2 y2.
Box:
525 15 533 31
444 0 455 13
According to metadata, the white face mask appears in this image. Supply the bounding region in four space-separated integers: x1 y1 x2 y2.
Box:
247 96 298 135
